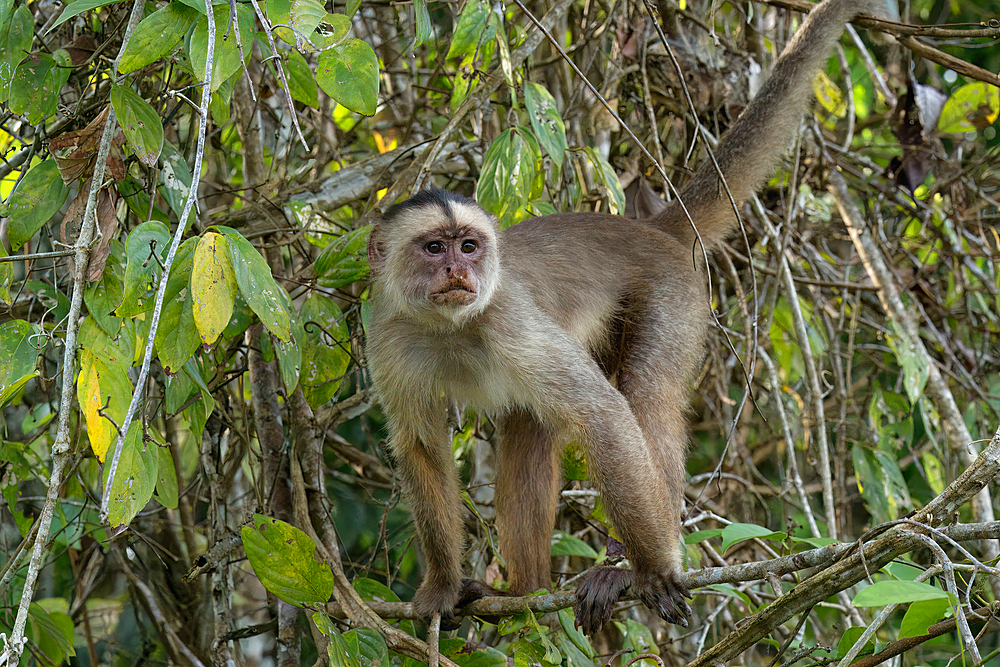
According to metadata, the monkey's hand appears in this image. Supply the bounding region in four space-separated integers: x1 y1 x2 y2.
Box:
574 568 692 635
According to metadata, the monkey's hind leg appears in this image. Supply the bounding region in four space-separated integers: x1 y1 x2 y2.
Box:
495 408 562 596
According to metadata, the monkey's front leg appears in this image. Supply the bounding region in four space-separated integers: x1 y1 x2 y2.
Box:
391 425 468 619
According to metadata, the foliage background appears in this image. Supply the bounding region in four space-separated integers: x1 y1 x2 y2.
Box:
0 0 999 664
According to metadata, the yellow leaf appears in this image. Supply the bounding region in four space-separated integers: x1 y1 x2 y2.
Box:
77 349 131 462
191 232 237 346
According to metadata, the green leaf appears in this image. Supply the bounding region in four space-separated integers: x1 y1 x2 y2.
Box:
83 242 125 335
314 226 371 289
28 603 76 665
117 221 171 317
104 422 159 528
899 597 950 638
789 536 838 549
285 49 319 108
154 444 179 509
836 626 874 659
938 82 999 134
155 239 200 373
215 226 292 341
684 528 723 544
78 347 133 462
852 580 950 607
921 451 946 495
413 0 431 48
0 5 33 102
6 159 69 250
0 320 41 407
447 0 493 60
316 38 380 116
886 321 929 404
192 231 237 346
524 82 567 172
241 513 335 606
299 293 349 407
189 3 255 91
557 608 595 659
582 146 626 216
477 128 538 228
353 577 401 602
118 2 197 74
48 0 122 33
550 532 599 559
719 523 786 554
274 289 303 391
111 84 164 167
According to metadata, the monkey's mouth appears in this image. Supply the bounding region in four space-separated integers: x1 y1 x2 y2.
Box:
431 284 477 306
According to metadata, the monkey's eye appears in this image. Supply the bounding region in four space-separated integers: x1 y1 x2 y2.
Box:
460 240 478 254
425 241 445 254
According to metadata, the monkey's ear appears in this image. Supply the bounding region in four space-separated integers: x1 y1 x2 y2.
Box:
367 224 386 272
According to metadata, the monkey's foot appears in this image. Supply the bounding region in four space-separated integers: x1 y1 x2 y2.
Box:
574 568 692 635
414 578 504 629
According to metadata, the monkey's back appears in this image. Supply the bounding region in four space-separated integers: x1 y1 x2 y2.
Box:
501 213 709 368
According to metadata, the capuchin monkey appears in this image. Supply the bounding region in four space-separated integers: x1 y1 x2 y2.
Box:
366 0 894 634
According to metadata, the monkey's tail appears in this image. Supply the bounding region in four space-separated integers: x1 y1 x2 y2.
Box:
651 0 877 249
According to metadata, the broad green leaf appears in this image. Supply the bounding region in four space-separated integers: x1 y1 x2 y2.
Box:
273 296 302 394
684 528 723 544
938 82 1000 134
291 0 329 47
550 532 599 559
117 221 171 317
84 240 125 336
241 513 335 606
266 0 294 43
299 293 349 408
189 4 255 91
27 603 75 665
48 0 122 33
314 225 371 288
921 451 946 495
6 159 69 250
886 321 929 404
153 442 178 509
322 622 361 667
316 38 379 116
789 536 838 548
104 422 158 527
285 49 319 108
413 0 431 48
447 0 493 60
557 608 595 659
78 347 133 462
155 238 200 373
111 84 164 167
215 226 292 341
79 300 134 368
191 231 237 346
718 523 786 554
344 0 360 19
477 128 538 228
159 144 194 221
446 645 508 666
853 444 911 522
899 597 950 638
836 626 874 659
619 618 658 658
0 320 40 407
9 30 67 123
119 2 197 74
525 82 567 172
0 5 33 102
0 243 11 302
583 146 626 215
852 580 950 606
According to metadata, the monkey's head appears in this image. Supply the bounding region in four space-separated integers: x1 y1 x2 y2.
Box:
368 190 501 325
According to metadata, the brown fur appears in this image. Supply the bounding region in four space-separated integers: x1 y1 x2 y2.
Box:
366 0 889 634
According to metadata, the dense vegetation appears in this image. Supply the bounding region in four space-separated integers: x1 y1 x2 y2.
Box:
1 0 999 664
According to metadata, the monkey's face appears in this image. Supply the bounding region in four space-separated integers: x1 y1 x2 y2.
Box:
370 194 500 325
